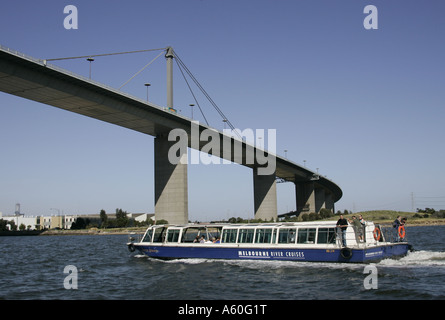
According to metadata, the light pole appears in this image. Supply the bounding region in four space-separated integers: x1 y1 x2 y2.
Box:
87 57 94 79
144 83 151 102
189 104 195 119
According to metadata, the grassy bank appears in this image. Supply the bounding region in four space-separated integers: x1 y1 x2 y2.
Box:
329 210 445 226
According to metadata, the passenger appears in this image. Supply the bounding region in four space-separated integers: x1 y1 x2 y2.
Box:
393 216 402 228
359 215 366 242
349 216 363 242
213 237 220 244
193 235 200 243
336 215 349 247
393 216 402 242
289 231 296 243
199 236 205 243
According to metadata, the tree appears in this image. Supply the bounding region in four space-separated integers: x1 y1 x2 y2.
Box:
100 209 108 228
115 208 129 228
71 217 90 229
319 208 333 219
0 219 8 231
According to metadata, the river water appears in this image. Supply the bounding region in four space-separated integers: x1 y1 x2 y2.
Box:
1 225 444 301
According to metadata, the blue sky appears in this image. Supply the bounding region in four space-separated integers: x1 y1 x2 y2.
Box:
1 0 444 220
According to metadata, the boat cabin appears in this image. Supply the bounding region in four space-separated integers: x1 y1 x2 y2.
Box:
140 221 384 248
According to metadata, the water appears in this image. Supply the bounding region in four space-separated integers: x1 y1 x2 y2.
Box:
1 226 444 300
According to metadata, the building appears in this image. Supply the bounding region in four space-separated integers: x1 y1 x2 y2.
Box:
1 214 41 230
1 212 154 230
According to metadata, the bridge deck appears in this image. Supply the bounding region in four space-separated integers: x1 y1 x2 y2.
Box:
0 46 342 202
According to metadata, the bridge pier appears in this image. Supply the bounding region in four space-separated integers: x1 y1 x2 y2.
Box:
295 182 335 215
154 135 188 224
325 190 334 213
315 187 326 212
253 169 277 221
295 181 315 215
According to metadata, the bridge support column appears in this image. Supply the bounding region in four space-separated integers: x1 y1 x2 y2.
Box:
154 135 188 224
253 169 277 221
325 191 334 213
315 187 326 213
295 181 315 215
296 182 334 215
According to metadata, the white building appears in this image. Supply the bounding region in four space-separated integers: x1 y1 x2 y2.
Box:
1 212 154 230
1 215 41 230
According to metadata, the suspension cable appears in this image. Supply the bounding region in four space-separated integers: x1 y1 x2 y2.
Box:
175 58 210 126
45 48 167 61
118 51 164 89
46 47 240 137
173 50 241 139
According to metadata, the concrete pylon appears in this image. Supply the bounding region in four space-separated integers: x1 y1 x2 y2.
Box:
154 134 188 224
325 190 334 213
315 187 326 213
295 181 315 214
253 168 277 221
296 182 334 215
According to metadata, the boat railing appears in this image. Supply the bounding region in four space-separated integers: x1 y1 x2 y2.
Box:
128 232 143 243
335 223 408 248
378 224 408 243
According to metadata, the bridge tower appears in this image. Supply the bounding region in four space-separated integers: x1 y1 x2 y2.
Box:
253 169 277 221
154 47 189 224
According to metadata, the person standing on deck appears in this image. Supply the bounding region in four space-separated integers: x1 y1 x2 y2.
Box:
359 215 366 242
349 216 363 242
393 216 402 242
336 215 349 247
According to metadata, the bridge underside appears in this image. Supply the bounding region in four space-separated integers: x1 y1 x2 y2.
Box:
0 48 342 223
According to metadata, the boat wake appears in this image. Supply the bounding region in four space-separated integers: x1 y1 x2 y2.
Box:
133 250 445 270
378 250 445 267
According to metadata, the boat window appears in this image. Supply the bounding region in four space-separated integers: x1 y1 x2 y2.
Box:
317 228 336 244
297 228 316 244
255 228 273 243
181 227 202 243
222 229 238 243
153 227 167 243
272 229 277 244
167 229 181 243
238 229 254 243
278 228 296 244
142 228 153 242
206 227 222 242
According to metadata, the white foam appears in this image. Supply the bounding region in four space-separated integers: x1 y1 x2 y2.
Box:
378 250 445 267
133 251 445 268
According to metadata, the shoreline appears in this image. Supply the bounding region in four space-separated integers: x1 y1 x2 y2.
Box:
1 219 444 237
39 227 147 236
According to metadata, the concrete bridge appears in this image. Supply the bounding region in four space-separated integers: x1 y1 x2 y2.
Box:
0 45 342 224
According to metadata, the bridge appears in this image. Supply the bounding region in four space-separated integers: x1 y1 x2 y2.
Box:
0 45 342 224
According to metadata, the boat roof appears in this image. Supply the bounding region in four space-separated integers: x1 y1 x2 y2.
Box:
149 220 366 229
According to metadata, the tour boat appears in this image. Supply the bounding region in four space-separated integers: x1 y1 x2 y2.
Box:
127 220 412 263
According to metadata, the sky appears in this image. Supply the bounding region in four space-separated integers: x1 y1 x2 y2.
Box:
1 0 444 220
